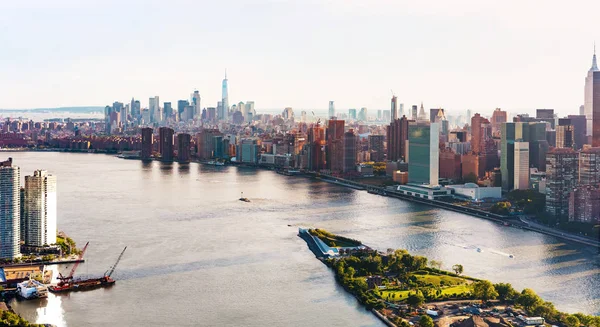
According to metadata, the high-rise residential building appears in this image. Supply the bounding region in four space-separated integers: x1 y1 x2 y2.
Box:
196 129 223 160
141 127 153 160
501 122 547 190
222 71 229 119
567 115 587 149
149 96 160 123
408 121 440 186
513 141 530 190
238 138 260 164
158 127 174 162
471 113 490 155
387 116 410 162
491 108 507 137
192 90 201 119
584 47 600 146
579 147 600 185
300 111 307 123
326 119 345 172
343 130 357 173
391 96 398 122
569 185 600 223
307 124 326 171
0 162 20 259
177 133 191 163
399 103 404 117
23 170 57 247
368 135 385 162
411 105 418 121
546 148 579 218
328 101 335 119
348 109 357 120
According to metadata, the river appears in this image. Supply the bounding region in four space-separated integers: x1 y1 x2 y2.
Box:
6 152 599 326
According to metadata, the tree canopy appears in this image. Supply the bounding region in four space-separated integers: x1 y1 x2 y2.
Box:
420 315 434 327
472 280 498 301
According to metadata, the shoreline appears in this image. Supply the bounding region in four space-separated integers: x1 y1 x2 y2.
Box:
3 149 598 249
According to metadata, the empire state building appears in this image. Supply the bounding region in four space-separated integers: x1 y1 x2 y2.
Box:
584 46 600 146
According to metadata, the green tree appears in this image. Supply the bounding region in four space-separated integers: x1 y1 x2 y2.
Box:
406 293 425 309
420 315 434 327
564 315 581 327
490 201 511 215
430 260 442 269
494 283 518 302
472 280 498 301
452 264 464 275
516 288 543 312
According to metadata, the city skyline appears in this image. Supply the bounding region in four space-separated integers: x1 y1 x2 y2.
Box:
1 1 600 117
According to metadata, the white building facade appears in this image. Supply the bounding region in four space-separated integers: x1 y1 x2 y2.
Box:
24 170 57 247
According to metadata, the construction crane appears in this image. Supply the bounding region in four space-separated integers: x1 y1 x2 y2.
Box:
104 246 127 278
57 241 89 284
311 111 321 127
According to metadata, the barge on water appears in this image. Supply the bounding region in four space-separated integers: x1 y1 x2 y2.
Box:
49 246 127 294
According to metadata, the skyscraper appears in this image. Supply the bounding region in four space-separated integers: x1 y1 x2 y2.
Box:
343 130 357 172
556 120 574 148
177 100 189 121
501 122 516 191
177 133 191 163
192 90 201 119
471 113 489 154
163 102 173 122
368 135 385 162
328 101 335 119
149 96 160 123
348 109 357 120
417 103 427 122
584 46 600 146
159 127 174 162
358 107 368 121
391 96 398 122
222 71 229 119
411 105 418 121
579 147 600 186
567 115 587 149
326 119 345 171
141 127 153 160
0 162 20 259
387 115 410 162
513 142 529 190
546 148 579 218
408 121 440 186
197 129 223 160
24 170 57 247
491 108 507 137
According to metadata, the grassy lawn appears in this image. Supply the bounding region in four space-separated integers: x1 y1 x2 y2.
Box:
413 271 468 286
376 283 471 302
441 285 471 296
379 290 412 301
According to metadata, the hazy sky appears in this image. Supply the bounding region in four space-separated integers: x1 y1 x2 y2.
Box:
1 0 599 117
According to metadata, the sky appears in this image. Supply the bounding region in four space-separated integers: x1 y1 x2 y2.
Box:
0 0 599 117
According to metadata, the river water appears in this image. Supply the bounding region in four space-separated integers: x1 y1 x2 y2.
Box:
6 152 599 326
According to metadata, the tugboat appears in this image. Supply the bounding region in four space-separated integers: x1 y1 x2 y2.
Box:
239 192 250 203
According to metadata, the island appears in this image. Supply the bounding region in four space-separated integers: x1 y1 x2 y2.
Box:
298 228 600 327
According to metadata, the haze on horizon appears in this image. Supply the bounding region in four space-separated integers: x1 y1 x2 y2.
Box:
1 0 598 117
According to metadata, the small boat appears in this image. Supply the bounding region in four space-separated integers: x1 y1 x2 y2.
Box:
509 254 514 258
239 192 250 202
476 248 483 253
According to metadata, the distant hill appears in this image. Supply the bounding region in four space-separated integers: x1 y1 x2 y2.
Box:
0 106 104 113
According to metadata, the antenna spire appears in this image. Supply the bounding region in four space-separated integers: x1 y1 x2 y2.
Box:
225 69 227 79
592 43 599 72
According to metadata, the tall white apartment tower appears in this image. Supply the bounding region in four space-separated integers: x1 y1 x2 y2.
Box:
0 161 21 259
24 170 57 247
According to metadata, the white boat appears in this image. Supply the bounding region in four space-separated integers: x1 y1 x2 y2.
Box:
205 160 225 166
17 279 48 299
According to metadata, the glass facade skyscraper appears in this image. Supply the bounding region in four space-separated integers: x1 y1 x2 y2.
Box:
408 122 439 186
